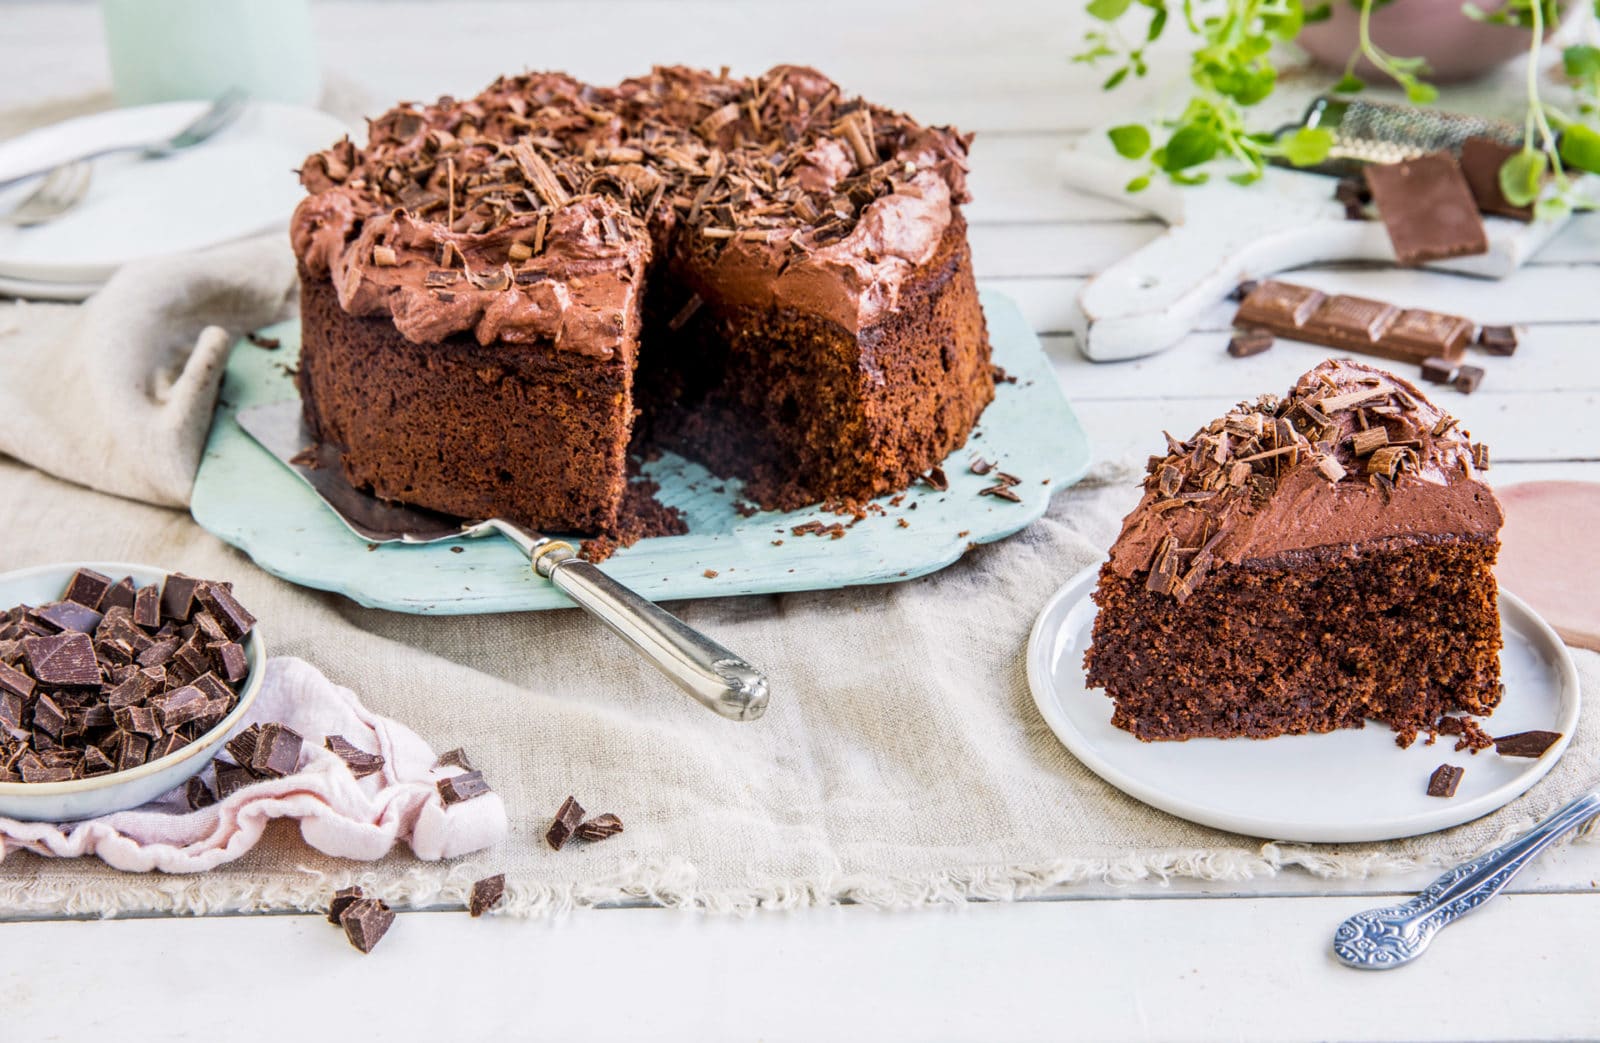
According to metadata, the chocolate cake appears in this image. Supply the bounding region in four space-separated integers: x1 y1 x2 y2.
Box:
291 66 992 543
1084 359 1503 746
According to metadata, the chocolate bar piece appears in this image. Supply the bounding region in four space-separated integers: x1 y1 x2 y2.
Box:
1493 730 1562 758
1460 136 1534 221
101 576 137 614
1234 280 1472 364
225 724 260 767
438 770 491 806
1426 764 1464 798
63 568 113 609
327 885 366 925
186 776 216 809
1420 357 1457 384
194 583 255 641
213 762 254 798
1478 325 1518 355
545 795 586 850
34 601 103 634
469 874 505 917
1363 152 1489 266
340 898 396 954
249 723 303 778
159 574 202 621
23 633 100 687
1454 365 1485 394
575 813 625 842
132 586 161 630
0 660 35 700
433 747 474 771
1227 329 1274 358
325 735 385 779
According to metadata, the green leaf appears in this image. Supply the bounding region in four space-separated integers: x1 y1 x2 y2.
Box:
1160 124 1220 172
1125 174 1152 193
1559 123 1600 174
1280 126 1334 167
1102 66 1130 90
1227 170 1263 186
1303 2 1332 22
1564 44 1600 80
1087 0 1133 21
1170 169 1210 186
1535 195 1571 221
1332 72 1365 94
1147 6 1168 40
1403 79 1439 105
1499 148 1548 207
1108 123 1152 159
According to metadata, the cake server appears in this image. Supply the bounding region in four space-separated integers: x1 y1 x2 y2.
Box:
235 400 770 722
1332 785 1600 969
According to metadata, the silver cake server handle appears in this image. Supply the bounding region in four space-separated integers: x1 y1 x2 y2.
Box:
472 519 769 722
1332 787 1600 970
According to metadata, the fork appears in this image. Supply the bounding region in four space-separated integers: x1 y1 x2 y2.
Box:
0 89 248 194
2 162 92 227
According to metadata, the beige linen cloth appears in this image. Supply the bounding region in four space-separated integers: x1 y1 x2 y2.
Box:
1 114 1596 918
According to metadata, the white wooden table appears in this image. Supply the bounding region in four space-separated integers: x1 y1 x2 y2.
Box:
5 3 1600 1039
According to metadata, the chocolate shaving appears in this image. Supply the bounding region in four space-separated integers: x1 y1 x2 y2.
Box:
574 812 624 842
1492 730 1561 758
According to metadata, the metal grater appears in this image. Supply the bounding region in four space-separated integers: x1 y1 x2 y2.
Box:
1273 95 1524 178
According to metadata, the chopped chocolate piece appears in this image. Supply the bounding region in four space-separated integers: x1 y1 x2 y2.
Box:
1363 152 1488 266
433 747 474 771
1471 442 1491 471
574 813 624 842
191 697 233 731
150 733 186 761
186 776 216 808
171 638 212 682
225 724 260 767
340 898 396 954
34 601 103 634
1492 730 1562 758
0 660 35 700
1477 325 1518 356
438 770 492 805
1427 763 1464 798
106 669 159 710
1235 280 1471 364
1420 357 1457 384
0 691 26 738
545 795 586 850
63 568 113 609
213 762 254 798
154 685 209 730
114 704 163 738
968 456 994 475
246 331 282 350
327 885 365 925
1228 279 1260 303
115 733 150 772
24 632 100 687
191 671 232 703
19 755 72 783
137 637 180 668
249 723 304 778
1460 136 1534 221
132 585 161 629
82 745 114 776
469 874 506 917
194 583 256 641
159 574 202 621
192 611 227 644
1453 365 1485 394
1227 329 1274 358
208 641 249 683
31 695 67 739
325 735 386 779
101 577 137 613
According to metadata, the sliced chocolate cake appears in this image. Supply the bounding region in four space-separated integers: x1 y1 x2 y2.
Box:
291 66 992 542
1084 359 1503 746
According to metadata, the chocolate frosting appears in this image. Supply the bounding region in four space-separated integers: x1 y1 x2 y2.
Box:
1107 359 1502 597
290 66 972 349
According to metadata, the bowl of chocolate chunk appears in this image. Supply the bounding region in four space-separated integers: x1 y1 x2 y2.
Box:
0 562 264 821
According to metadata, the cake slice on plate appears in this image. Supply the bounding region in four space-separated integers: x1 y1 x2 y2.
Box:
1084 358 1503 745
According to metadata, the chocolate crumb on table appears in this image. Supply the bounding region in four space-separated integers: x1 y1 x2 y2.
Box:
340 897 396 954
575 813 625 841
245 331 281 350
1227 329 1274 358
1493 730 1563 758
546 795 586 850
469 874 506 917
1427 763 1465 798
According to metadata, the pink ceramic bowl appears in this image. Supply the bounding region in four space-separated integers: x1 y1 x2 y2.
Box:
1298 0 1564 83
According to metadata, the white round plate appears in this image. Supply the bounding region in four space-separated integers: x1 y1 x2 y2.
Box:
0 101 350 284
1027 563 1581 843
0 271 103 301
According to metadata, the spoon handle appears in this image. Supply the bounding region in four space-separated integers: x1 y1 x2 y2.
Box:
1333 789 1600 969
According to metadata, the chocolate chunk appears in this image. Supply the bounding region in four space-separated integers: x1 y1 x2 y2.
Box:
132 586 161 629
327 885 365 925
24 632 100 686
1427 763 1464 797
1493 730 1562 758
225 724 260 768
438 770 492 806
137 637 180 668
114 704 163 738
469 874 505 917
149 733 186 761
1460 136 1534 221
191 671 232 704
1420 357 1457 384
1235 280 1471 364
63 568 113 609
194 583 256 641
182 775 214 808
325 735 386 779
545 795 586 850
574 813 624 842
248 723 303 778
1228 279 1260 303
191 611 227 644
82 745 115 776
19 754 72 783
213 761 254 798
159 574 202 621
115 732 150 772
0 692 26 739
31 695 67 739
1478 325 1518 356
1453 365 1485 394
340 898 396 954
1363 152 1489 266
208 641 249 683
433 747 475 771
153 685 209 730
0 660 35 700
34 600 103 634
101 577 137 613
106 668 159 709
1227 329 1274 358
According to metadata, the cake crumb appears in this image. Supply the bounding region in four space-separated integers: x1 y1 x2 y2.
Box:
703 569 718 578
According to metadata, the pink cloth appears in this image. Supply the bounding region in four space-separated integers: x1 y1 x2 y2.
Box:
0 657 508 873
